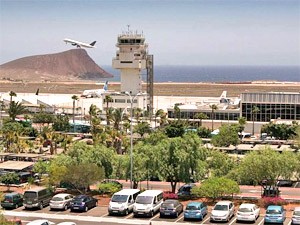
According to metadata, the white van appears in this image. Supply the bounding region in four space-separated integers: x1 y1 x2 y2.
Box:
133 190 163 217
108 189 140 215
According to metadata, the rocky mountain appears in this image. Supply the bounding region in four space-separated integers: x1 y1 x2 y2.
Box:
0 49 113 81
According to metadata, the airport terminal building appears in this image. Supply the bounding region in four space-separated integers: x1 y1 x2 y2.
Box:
241 92 300 122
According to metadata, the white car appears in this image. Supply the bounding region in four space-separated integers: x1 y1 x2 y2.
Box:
50 193 73 210
237 203 260 222
27 220 53 225
292 207 300 225
57 223 77 225
210 201 235 222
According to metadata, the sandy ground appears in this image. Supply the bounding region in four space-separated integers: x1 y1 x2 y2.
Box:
1 81 300 97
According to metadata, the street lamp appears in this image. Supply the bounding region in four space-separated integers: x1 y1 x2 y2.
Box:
125 91 141 189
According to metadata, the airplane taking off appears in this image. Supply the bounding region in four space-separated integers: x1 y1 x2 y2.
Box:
64 38 96 48
81 81 108 98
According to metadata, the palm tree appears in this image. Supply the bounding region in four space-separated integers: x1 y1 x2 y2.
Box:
8 101 26 121
9 91 17 104
39 104 45 112
106 107 114 126
88 104 98 124
194 112 208 127
0 100 5 122
251 106 260 135
210 104 218 131
71 95 79 124
154 109 165 128
134 108 143 123
174 105 180 120
112 108 123 130
105 95 113 125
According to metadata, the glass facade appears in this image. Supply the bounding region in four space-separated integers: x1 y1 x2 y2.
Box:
167 110 239 121
242 103 300 122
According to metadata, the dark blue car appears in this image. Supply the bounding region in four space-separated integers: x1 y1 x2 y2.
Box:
160 199 183 218
184 202 208 220
70 195 98 212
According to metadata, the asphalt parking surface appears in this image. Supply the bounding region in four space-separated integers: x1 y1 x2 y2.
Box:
5 205 294 225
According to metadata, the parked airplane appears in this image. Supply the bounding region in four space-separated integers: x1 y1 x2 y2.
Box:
81 81 108 98
203 91 231 104
63 38 96 48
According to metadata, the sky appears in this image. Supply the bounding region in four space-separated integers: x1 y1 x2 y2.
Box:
0 0 299 66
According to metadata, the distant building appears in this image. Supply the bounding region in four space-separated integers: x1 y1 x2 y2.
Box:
241 92 300 122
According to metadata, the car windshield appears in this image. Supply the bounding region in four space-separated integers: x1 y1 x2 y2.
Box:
294 211 300 216
239 208 253 212
4 196 13 200
136 196 153 204
24 192 37 199
162 203 174 208
52 197 64 201
112 195 128 203
186 205 200 210
214 205 228 211
267 209 281 214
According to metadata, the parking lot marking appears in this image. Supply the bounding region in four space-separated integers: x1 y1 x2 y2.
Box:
150 213 160 221
228 217 237 225
125 213 133 219
287 220 292 225
175 215 184 223
201 216 211 224
258 218 264 225
101 213 109 217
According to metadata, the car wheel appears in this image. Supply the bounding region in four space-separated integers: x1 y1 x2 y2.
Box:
15 204 18 209
150 210 154 217
64 204 68 211
85 206 88 212
125 209 129 215
95 202 98 207
176 212 179 218
200 214 203 220
39 203 43 210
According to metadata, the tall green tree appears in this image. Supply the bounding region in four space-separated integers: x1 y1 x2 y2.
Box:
9 91 17 104
8 101 26 121
71 95 79 123
154 109 166 128
164 120 186 138
208 150 236 177
194 113 208 127
134 122 151 138
211 124 239 147
0 173 19 191
174 105 180 120
210 104 218 131
53 114 70 131
105 95 113 125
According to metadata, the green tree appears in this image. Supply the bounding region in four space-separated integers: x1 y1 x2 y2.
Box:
238 117 246 131
0 173 19 191
211 124 239 147
105 95 113 125
174 105 180 120
251 106 260 135
164 120 186 138
9 91 17 104
8 101 26 122
192 177 240 201
0 121 24 152
32 112 55 124
197 126 211 138
53 114 70 131
154 109 166 128
238 147 298 188
134 122 151 138
71 95 79 124
210 104 218 131
208 150 236 177
194 113 208 127
261 122 298 140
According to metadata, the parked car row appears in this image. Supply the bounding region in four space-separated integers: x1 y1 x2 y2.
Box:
1 187 97 213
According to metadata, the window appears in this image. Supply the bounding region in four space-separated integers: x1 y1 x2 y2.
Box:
115 99 126 103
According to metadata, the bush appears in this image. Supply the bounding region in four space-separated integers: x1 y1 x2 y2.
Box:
258 197 287 208
98 183 121 196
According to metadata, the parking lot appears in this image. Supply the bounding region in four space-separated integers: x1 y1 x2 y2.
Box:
6 204 294 225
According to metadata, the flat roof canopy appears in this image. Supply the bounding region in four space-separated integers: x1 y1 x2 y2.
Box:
9 153 43 158
0 161 34 170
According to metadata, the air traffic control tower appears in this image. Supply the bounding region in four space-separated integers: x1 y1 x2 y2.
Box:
110 30 153 116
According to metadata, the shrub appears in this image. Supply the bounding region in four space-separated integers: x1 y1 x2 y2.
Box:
98 183 121 196
86 140 93 145
258 197 287 208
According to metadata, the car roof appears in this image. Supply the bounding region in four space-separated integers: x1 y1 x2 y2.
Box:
187 202 203 206
294 207 300 211
25 187 48 192
267 205 283 210
240 203 256 208
164 199 178 204
27 220 49 225
215 201 233 205
114 189 139 195
181 183 195 187
74 195 88 199
138 190 163 196
53 193 71 198
5 192 20 196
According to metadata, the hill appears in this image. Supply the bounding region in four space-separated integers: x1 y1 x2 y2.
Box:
0 49 113 81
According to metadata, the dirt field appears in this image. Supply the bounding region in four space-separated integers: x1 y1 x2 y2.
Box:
0 81 300 97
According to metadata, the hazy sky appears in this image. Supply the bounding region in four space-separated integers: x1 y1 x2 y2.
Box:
1 0 299 66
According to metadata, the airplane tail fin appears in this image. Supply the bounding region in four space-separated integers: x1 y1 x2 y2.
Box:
90 41 96 46
220 91 227 99
103 81 108 91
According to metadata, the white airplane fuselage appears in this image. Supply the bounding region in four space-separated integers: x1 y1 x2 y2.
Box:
64 38 96 48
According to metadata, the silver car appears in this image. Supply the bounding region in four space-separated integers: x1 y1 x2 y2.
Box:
50 193 73 210
210 201 235 222
292 207 300 225
237 203 260 222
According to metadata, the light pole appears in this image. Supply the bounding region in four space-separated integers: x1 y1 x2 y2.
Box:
125 91 141 189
